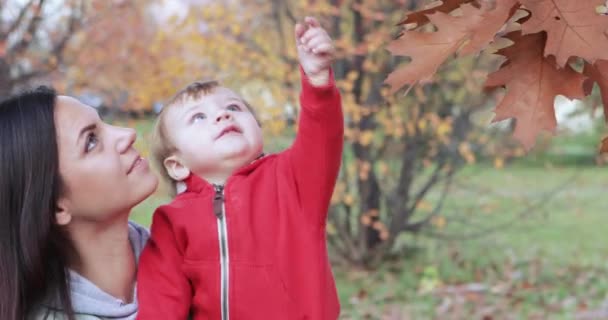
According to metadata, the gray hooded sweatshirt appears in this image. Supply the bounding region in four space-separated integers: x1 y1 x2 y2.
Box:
31 221 150 320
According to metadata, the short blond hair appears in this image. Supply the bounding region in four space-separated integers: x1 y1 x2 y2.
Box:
151 79 260 196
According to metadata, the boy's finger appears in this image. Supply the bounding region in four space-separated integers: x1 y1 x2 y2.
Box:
312 43 334 55
301 28 324 45
306 35 330 49
305 16 320 28
295 23 306 41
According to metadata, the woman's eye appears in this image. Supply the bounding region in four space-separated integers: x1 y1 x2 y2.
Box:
85 132 98 153
192 112 207 122
227 104 241 111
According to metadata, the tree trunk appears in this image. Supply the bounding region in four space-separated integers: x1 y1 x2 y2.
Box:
0 59 12 97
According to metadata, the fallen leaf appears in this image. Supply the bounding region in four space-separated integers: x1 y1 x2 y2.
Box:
520 0 608 66
485 32 586 150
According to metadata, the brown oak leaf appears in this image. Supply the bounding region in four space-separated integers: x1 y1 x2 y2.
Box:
460 0 519 55
520 0 608 67
386 9 477 92
386 3 515 93
583 60 608 121
398 0 475 27
600 136 608 154
485 32 586 150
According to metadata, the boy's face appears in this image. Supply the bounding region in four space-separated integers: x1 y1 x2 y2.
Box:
163 87 263 180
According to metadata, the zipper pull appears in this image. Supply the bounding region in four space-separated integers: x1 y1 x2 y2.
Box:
213 184 224 219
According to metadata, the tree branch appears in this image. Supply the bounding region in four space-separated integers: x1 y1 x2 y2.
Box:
406 160 446 215
403 167 454 233
10 0 44 57
1 0 35 41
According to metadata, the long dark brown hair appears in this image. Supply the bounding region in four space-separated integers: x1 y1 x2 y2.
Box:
0 87 75 319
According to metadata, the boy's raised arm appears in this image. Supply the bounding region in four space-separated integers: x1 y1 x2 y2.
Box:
284 17 344 227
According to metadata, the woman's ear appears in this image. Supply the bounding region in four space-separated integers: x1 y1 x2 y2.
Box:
164 155 191 181
55 200 72 226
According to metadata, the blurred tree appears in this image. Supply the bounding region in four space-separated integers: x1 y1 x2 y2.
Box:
0 0 87 96
61 0 166 112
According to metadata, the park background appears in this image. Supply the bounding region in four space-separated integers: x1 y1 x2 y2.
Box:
4 0 608 318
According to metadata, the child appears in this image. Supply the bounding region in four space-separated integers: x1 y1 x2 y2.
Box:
137 17 343 320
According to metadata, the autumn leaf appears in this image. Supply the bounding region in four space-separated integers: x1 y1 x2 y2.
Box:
460 0 519 55
385 10 475 92
600 136 608 154
583 60 608 121
520 0 608 67
485 32 586 150
398 0 475 27
385 2 515 93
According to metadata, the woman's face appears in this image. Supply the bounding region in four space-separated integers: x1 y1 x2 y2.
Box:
54 96 158 223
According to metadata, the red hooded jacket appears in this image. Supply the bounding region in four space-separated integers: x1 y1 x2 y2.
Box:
137 68 343 320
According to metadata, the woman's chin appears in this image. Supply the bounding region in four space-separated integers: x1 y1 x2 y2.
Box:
132 175 160 207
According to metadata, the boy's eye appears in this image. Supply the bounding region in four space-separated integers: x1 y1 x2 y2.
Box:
192 112 207 122
227 104 241 112
85 132 98 153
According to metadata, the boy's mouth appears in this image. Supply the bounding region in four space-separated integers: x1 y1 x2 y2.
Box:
216 125 242 139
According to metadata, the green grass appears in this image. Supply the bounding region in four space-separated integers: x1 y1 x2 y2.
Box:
120 117 608 319
331 166 608 319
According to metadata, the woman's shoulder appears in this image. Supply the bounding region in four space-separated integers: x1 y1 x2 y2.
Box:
29 307 103 320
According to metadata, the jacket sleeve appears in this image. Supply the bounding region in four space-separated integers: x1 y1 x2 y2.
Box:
136 207 191 319
284 67 344 226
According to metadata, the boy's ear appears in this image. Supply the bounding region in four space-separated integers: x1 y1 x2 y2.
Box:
164 155 191 181
55 199 72 226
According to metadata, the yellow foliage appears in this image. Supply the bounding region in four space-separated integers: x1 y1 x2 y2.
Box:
431 216 446 229
358 130 374 146
417 119 427 131
436 120 452 137
393 125 405 138
326 222 337 235
458 142 476 164
494 157 505 169
415 200 432 212
343 194 354 206
406 122 416 136
377 161 388 176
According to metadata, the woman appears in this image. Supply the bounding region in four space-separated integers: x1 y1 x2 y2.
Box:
0 86 159 320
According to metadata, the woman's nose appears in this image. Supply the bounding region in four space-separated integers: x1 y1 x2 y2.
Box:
115 126 136 153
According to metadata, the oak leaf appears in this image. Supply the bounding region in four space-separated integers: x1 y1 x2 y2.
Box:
583 60 608 121
398 0 475 26
520 0 608 67
485 32 586 150
386 3 515 93
460 0 519 54
386 11 474 91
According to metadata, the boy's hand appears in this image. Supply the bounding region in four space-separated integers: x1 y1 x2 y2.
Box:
295 17 335 86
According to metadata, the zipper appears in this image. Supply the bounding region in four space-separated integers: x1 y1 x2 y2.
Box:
213 184 229 320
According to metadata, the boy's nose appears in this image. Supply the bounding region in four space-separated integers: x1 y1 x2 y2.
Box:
215 112 232 123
